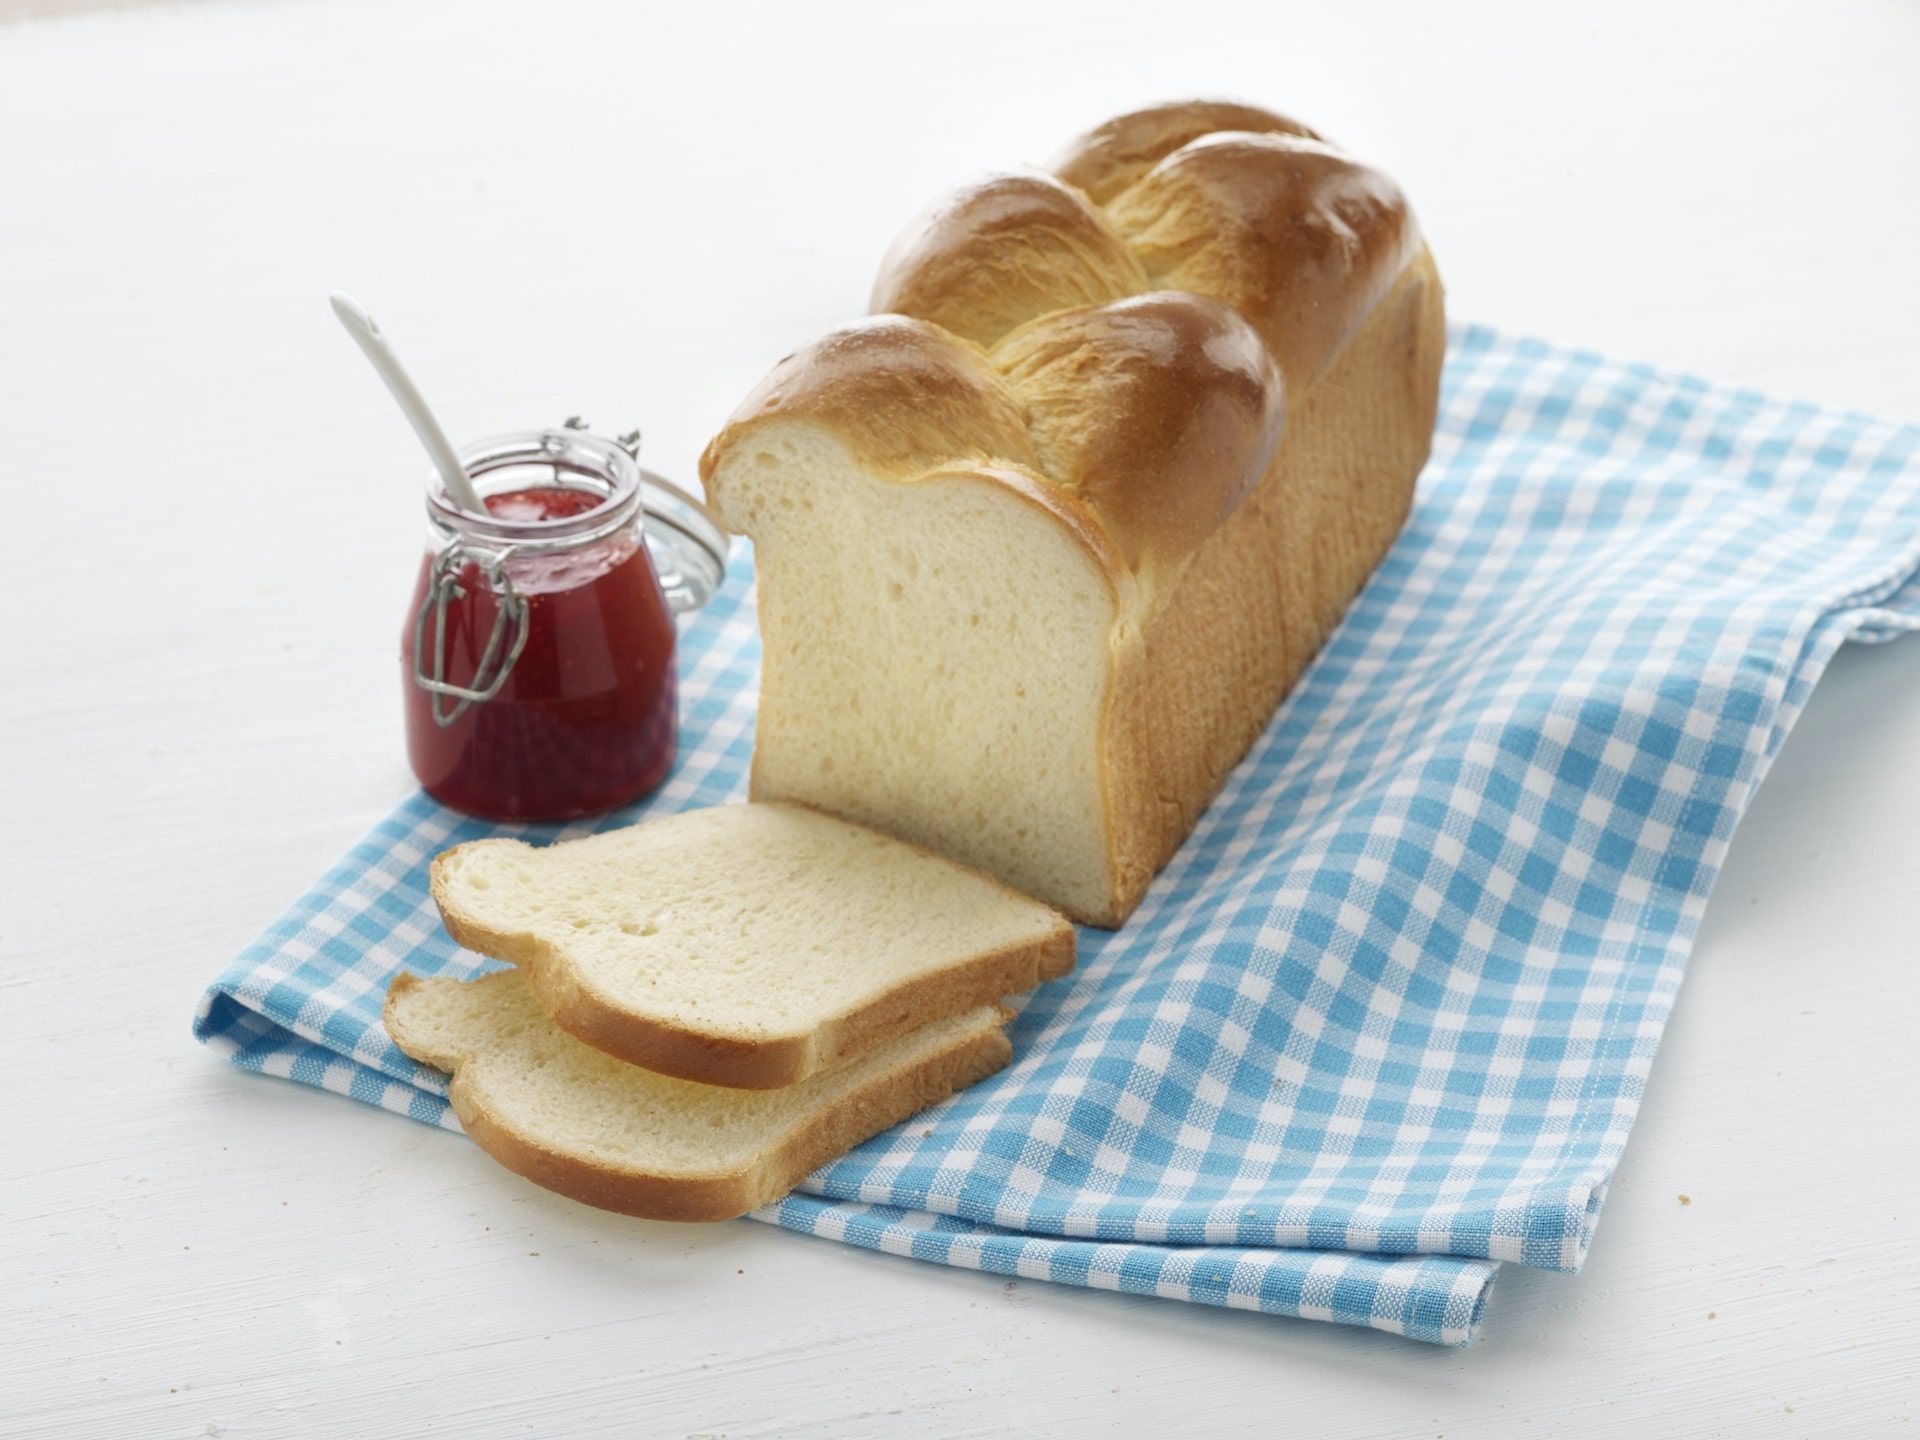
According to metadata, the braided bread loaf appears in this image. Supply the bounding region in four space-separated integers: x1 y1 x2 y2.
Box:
701 101 1445 926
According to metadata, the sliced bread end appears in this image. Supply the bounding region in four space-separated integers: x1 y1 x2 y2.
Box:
385 969 1012 1222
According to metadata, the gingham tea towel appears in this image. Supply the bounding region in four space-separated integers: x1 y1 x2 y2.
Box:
195 325 1920 1346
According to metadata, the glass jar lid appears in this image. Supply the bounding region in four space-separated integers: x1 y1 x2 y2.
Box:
425 423 729 614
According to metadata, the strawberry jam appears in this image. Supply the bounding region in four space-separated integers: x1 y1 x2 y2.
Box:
402 457 680 822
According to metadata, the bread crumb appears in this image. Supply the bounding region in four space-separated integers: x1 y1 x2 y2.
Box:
1677 1194 1691 1206
1707 1311 1717 1320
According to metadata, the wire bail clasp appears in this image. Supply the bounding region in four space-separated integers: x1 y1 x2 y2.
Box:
410 542 530 727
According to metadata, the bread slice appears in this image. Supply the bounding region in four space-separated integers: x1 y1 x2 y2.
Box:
429 802 1072 1090
385 969 1010 1222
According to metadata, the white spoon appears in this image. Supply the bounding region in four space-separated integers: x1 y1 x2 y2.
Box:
329 291 486 516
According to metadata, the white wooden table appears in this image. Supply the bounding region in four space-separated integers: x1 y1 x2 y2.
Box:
6 1 1918 1434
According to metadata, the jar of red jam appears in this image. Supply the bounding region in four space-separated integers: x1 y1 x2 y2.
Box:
402 426 726 821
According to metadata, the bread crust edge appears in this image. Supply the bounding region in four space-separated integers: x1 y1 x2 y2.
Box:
1089 245 1447 927
428 828 1072 1091
425 1007 1014 1222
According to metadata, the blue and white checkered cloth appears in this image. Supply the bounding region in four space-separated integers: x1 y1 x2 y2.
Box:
195 325 1920 1345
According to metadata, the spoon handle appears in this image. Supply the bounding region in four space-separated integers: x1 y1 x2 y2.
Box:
330 292 486 516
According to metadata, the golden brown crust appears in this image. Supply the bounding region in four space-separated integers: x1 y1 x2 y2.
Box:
386 974 1014 1223
428 831 1072 1090
699 314 1036 483
1104 131 1417 391
1051 99 1323 204
991 291 1285 600
705 101 1419 600
870 171 1147 348
1104 248 1447 920
449 1022 1011 1222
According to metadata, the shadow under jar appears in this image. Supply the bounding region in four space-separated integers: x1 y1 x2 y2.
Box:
402 428 725 822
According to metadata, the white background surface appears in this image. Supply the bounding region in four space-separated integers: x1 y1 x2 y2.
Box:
5 0 1918 1435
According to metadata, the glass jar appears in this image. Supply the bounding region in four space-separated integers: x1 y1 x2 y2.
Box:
401 426 726 822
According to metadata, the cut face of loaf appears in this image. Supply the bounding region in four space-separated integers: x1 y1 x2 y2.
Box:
385 969 1010 1222
429 802 1071 1089
702 101 1447 926
718 431 1133 929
